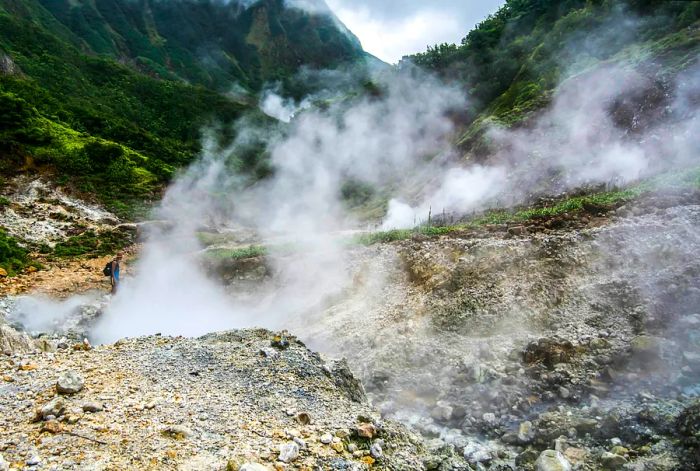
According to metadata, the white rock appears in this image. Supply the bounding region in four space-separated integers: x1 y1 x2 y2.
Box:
39 397 65 420
278 442 299 463
56 371 84 395
518 421 535 443
320 433 333 444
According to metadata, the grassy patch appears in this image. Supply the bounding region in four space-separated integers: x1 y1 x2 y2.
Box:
356 166 700 246
52 229 133 258
0 230 35 275
204 245 268 261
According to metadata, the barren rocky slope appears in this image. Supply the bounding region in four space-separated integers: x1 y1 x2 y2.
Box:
291 190 700 470
0 330 428 470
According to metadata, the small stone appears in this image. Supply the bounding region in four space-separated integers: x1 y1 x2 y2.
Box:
82 402 103 413
260 348 279 359
559 386 570 399
554 437 567 453
463 442 492 466
295 412 311 425
518 421 535 443
589 338 609 350
482 412 496 423
0 453 7 471
37 397 66 421
56 371 84 395
278 442 299 463
600 451 627 470
0 268 7 277
610 438 622 446
563 447 587 464
361 456 375 466
41 420 62 434
293 437 306 449
331 442 344 453
161 425 193 440
370 443 383 459
356 423 376 439
535 450 571 471
347 444 358 453
320 433 333 444
26 455 41 466
430 402 453 422
610 446 628 456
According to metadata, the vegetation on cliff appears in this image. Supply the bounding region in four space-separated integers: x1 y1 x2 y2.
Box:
408 0 700 157
0 0 367 216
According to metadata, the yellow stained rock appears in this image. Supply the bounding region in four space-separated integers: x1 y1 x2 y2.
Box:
41 420 62 434
361 456 375 466
331 442 344 453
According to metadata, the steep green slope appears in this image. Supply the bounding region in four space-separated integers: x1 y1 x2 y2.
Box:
0 0 368 217
408 0 700 159
30 0 365 91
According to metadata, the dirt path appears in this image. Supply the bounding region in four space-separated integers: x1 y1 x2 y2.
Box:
0 247 139 298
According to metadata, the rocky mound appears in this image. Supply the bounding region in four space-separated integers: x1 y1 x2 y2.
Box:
0 330 428 470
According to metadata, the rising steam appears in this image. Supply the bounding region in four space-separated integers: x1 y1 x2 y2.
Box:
85 50 700 342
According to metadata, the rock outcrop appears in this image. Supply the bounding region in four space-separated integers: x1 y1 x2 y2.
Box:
0 323 37 354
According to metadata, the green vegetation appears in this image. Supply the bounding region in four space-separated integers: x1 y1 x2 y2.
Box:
199 167 700 260
0 229 30 275
0 0 369 217
408 0 700 155
51 229 134 258
356 166 700 245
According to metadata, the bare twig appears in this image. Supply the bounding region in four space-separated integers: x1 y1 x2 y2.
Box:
66 431 108 445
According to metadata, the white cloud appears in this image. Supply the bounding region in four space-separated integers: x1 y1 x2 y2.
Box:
326 0 504 63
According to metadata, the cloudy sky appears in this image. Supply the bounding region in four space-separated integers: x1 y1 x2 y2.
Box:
325 0 505 64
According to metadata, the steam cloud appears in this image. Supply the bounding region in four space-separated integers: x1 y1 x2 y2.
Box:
86 50 699 343
91 70 467 342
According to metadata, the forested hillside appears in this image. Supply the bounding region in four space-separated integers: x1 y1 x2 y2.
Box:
408 0 700 159
0 0 367 216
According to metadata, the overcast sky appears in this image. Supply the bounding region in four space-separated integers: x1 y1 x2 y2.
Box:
325 0 505 64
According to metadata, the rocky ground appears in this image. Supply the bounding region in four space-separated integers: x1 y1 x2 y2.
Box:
2 188 700 470
0 177 120 247
291 190 700 470
0 329 430 470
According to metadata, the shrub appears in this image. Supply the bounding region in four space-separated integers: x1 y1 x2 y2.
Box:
0 230 29 275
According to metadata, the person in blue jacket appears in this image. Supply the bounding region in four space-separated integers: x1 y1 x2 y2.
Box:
110 252 123 294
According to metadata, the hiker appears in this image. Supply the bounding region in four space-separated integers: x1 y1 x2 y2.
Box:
103 252 123 294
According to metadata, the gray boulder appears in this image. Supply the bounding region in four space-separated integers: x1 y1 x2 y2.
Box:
56 371 84 395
